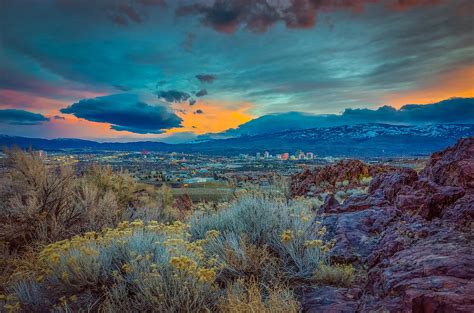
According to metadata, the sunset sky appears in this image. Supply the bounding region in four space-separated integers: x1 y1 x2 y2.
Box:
0 0 473 142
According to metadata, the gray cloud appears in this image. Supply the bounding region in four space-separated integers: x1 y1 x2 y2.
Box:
195 74 216 83
194 109 204 114
176 0 444 33
60 94 182 134
156 90 191 103
109 0 167 26
195 89 208 97
0 109 50 125
53 115 66 120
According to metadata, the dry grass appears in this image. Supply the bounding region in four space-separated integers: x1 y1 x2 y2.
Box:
219 279 300 313
313 263 355 287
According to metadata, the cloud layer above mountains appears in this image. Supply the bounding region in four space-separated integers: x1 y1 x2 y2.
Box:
221 98 474 137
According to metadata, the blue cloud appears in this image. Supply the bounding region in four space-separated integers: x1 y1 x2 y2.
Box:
195 89 208 97
156 90 191 103
0 109 49 125
195 74 216 83
60 94 182 134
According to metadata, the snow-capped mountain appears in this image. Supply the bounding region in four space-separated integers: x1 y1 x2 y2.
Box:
1 124 473 157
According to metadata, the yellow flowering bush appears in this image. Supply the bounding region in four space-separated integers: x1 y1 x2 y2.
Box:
8 195 340 312
281 230 294 243
190 195 332 281
11 220 222 312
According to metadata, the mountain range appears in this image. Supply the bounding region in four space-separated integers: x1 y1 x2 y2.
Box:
2 123 473 157
212 97 474 138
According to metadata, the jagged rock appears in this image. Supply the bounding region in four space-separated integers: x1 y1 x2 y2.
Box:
420 137 474 189
300 137 474 312
301 287 362 313
442 193 474 227
291 159 395 197
321 194 340 213
368 168 418 202
324 206 399 264
363 229 474 312
394 180 465 219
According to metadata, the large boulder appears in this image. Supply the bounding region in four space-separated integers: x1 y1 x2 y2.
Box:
291 159 395 197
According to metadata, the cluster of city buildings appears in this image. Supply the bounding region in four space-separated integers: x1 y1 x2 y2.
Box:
255 150 315 160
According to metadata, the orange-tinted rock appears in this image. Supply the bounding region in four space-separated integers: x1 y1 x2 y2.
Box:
291 159 395 197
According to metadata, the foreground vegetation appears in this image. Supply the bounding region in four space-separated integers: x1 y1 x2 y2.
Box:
0 148 354 312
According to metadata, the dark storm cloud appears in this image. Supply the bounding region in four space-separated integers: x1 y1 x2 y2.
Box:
0 109 50 125
156 90 191 103
195 74 216 83
176 0 444 33
194 109 204 114
53 115 66 120
195 89 208 97
223 98 474 136
60 94 182 134
189 99 196 106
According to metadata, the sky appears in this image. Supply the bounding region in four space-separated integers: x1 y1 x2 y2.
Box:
0 0 473 142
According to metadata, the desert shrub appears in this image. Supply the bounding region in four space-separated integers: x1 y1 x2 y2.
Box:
292 196 324 211
123 185 178 224
313 263 355 287
219 278 300 313
0 148 77 249
233 175 291 201
82 164 136 209
0 148 176 251
9 220 222 312
73 180 121 231
205 234 282 285
190 194 330 281
358 175 373 186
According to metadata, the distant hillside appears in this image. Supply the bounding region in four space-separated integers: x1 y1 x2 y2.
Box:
1 123 473 157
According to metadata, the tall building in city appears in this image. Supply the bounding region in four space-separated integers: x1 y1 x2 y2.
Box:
264 151 270 158
306 152 314 159
256 152 261 159
281 152 289 160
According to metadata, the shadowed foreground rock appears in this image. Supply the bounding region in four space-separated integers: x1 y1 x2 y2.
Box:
301 137 474 312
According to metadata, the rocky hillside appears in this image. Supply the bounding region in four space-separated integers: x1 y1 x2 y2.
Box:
298 137 473 312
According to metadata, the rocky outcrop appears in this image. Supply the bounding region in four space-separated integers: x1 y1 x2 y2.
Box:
302 137 474 312
291 159 395 197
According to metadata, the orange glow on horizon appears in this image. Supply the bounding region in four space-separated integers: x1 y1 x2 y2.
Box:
382 66 474 108
167 100 255 135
